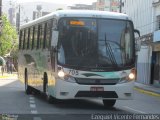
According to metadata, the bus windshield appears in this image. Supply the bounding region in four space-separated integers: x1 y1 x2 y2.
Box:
58 18 135 70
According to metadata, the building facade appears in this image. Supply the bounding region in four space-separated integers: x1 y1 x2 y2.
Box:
96 0 120 12
16 2 67 26
2 0 16 26
68 4 94 10
122 0 153 36
122 0 160 87
152 0 160 87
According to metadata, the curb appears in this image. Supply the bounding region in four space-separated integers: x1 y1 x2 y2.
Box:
0 76 17 79
0 74 18 79
134 87 160 97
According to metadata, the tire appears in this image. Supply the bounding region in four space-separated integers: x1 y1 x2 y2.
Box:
103 99 116 108
25 70 32 95
43 73 54 103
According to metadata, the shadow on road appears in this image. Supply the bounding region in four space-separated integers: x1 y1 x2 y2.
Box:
32 91 129 113
0 79 131 114
0 79 30 114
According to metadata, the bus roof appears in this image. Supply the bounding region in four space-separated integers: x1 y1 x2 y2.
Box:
20 10 131 29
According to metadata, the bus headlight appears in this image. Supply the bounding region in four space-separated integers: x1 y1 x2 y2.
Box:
118 74 135 84
128 68 136 80
128 73 135 80
58 70 76 83
118 69 136 84
58 70 65 78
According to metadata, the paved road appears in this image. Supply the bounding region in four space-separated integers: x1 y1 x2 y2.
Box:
0 79 160 120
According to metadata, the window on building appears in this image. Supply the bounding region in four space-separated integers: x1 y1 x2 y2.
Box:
156 15 160 30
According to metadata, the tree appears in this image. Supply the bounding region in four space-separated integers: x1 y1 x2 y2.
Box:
0 15 18 57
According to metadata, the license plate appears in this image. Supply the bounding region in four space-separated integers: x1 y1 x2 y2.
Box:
90 87 104 91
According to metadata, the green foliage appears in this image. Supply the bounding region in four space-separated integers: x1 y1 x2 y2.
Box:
0 56 5 66
0 60 2 65
0 15 18 57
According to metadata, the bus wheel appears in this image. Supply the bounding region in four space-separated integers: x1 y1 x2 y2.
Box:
25 70 32 95
45 83 56 104
43 74 53 103
103 99 116 108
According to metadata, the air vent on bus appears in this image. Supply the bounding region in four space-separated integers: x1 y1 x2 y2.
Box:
75 78 119 85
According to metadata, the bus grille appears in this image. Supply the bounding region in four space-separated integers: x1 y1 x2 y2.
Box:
75 78 119 85
75 91 118 98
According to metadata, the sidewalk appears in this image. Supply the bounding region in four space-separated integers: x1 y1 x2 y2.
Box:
0 72 18 79
134 82 160 97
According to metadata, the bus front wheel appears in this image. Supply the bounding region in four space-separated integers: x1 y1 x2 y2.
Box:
43 74 54 103
103 99 116 108
45 83 53 103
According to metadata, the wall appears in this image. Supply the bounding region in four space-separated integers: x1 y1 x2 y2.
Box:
137 46 152 84
122 0 153 36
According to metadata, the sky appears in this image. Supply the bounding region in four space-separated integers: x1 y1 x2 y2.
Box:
16 0 97 5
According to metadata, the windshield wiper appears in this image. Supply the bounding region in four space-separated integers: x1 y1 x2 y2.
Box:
104 33 118 67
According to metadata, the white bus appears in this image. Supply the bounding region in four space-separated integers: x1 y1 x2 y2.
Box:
18 10 139 108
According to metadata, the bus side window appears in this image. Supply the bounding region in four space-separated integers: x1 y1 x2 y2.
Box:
25 28 28 50
43 23 47 49
23 29 26 50
40 24 44 49
32 26 35 49
27 28 30 49
34 25 38 49
46 22 49 49
46 20 53 49
30 27 33 50
37 25 41 49
19 30 23 49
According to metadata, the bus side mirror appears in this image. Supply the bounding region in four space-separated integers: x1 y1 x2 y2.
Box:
135 38 141 52
134 29 141 52
134 29 140 37
51 30 59 48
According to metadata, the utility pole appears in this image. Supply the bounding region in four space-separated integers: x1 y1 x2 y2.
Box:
16 4 20 34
